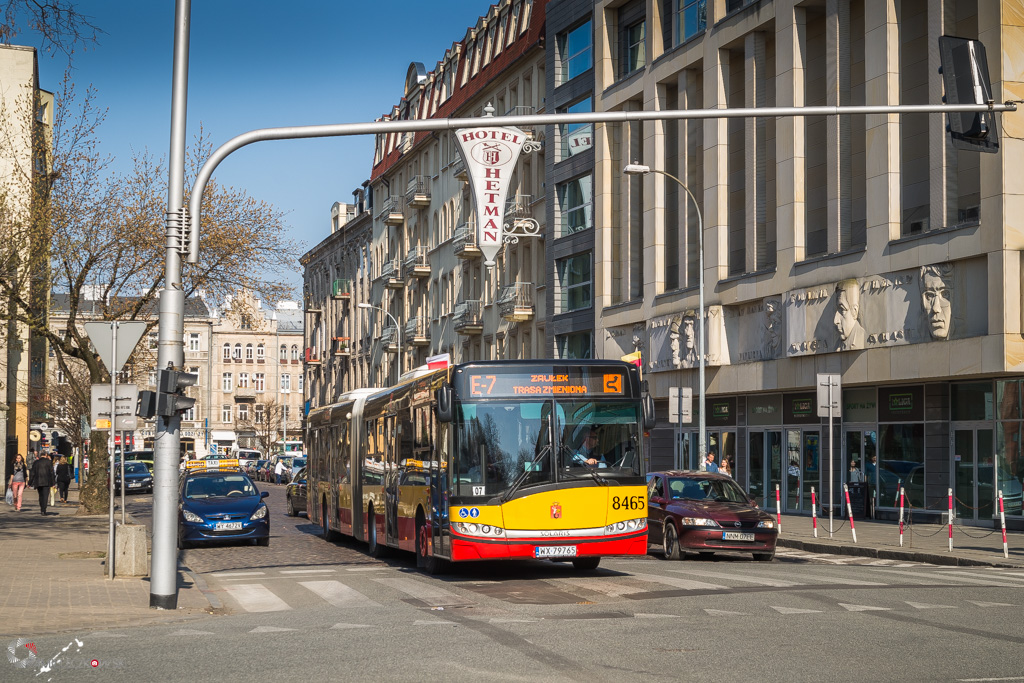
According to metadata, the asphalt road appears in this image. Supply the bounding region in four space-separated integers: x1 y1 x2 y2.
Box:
15 484 1024 682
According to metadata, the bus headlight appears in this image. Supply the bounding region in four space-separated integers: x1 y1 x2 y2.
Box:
453 521 506 538
606 518 647 533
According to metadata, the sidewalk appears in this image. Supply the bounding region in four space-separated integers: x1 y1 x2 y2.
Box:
0 482 214 638
775 509 1024 568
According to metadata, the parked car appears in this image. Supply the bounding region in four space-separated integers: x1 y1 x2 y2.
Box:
235 448 261 473
647 470 778 561
124 450 155 474
178 464 270 548
256 459 275 483
246 459 267 480
286 467 307 517
111 461 154 494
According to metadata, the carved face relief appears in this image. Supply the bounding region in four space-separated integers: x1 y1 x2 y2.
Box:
921 271 952 340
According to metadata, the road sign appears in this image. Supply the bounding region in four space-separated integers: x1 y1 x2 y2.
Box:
817 374 841 418
84 321 148 375
29 429 41 442
91 384 139 430
668 387 693 424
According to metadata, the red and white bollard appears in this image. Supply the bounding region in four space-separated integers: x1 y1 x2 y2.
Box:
775 483 782 533
899 487 905 547
999 490 1008 559
811 486 818 538
844 483 857 543
948 487 954 552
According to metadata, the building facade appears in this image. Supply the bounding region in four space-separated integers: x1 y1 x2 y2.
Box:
588 0 1024 526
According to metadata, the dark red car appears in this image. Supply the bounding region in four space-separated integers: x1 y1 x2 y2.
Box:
647 470 778 561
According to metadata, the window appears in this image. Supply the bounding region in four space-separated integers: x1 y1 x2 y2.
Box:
233 343 242 360
256 344 265 360
148 370 157 386
238 372 249 388
622 20 646 74
222 405 232 423
245 344 253 360
671 0 706 46
557 20 592 84
148 333 158 350
298 375 304 392
238 403 249 422
291 345 300 362
255 403 264 423
283 405 290 422
254 373 265 392
557 253 592 312
559 97 593 160
222 373 233 392
188 333 200 351
280 344 287 361
223 343 231 360
281 374 291 392
557 175 593 237
240 314 252 331
183 405 195 421
557 331 593 359
57 368 67 384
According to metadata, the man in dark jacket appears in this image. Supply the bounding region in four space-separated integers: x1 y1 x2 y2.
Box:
29 451 56 514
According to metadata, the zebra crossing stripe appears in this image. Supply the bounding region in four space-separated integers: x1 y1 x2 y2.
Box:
223 584 291 612
623 571 728 591
669 568 803 588
299 580 379 608
373 577 473 605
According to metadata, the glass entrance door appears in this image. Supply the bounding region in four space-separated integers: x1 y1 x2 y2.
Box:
953 427 995 521
785 430 801 511
784 429 820 512
748 430 782 508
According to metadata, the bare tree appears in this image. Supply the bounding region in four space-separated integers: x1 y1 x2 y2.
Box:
0 75 303 512
1 0 100 55
237 395 284 456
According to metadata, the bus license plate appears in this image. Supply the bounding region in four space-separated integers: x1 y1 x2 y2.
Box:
216 522 243 531
535 545 577 558
722 532 755 542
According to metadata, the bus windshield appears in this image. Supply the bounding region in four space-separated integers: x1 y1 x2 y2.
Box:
454 398 642 498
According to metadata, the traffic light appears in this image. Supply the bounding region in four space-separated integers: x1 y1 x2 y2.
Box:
156 367 198 417
938 36 998 153
137 390 158 419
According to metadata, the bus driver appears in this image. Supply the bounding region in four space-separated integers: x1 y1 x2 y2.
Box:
572 427 609 468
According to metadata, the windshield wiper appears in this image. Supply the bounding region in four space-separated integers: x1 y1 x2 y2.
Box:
560 444 611 486
502 444 550 503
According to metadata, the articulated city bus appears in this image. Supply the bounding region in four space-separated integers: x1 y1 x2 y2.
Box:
307 359 655 573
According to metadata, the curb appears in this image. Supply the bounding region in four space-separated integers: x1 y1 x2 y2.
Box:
179 564 223 611
776 537 1024 569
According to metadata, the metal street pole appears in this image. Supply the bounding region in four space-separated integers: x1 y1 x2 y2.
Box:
623 164 705 471
151 0 190 610
107 322 117 580
358 303 401 384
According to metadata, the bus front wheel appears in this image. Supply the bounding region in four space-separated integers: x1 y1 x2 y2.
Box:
416 515 446 575
571 557 600 571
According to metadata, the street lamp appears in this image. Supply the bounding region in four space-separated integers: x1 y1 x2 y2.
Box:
623 163 706 472
358 302 402 384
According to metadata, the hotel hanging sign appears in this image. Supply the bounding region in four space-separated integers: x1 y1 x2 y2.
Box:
455 125 527 267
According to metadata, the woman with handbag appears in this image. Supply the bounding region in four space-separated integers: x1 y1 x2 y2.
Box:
55 455 73 504
7 453 29 511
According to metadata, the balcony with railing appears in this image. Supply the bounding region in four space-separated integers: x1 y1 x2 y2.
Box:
498 282 535 322
453 300 484 335
404 245 430 279
234 385 256 399
380 325 399 353
380 196 406 225
505 194 532 221
332 336 351 358
453 220 480 259
451 154 467 181
304 347 322 365
332 279 352 300
404 317 429 346
381 258 404 289
406 176 431 207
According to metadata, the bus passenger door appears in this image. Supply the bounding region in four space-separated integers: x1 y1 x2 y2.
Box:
384 415 400 547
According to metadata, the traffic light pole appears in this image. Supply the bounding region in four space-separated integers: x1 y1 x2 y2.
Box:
151 0 190 611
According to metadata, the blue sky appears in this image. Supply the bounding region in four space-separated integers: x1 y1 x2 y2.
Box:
28 1 496 296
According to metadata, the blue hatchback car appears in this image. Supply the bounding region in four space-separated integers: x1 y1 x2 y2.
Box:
178 469 270 548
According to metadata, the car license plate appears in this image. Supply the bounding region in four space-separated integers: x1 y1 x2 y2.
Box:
722 532 755 542
535 545 577 558
215 522 243 531
129 482 141 488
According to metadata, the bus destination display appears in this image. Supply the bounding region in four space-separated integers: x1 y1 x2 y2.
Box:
465 371 625 397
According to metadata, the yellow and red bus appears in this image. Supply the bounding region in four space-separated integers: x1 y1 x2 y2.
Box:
307 359 655 573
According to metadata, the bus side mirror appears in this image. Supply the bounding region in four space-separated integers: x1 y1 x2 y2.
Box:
643 393 657 430
435 384 453 423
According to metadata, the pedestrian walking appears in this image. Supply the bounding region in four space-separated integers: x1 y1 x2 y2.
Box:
55 455 73 504
7 453 29 511
274 458 286 485
29 451 56 515
49 453 58 508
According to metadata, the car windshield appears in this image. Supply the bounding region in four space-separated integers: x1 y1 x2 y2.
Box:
184 475 257 499
668 477 749 504
292 457 306 469
123 462 149 475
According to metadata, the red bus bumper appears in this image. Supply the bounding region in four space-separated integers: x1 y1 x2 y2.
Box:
449 530 648 561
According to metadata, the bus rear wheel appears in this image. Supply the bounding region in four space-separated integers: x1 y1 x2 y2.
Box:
321 499 336 541
571 557 601 571
416 516 446 575
367 508 387 558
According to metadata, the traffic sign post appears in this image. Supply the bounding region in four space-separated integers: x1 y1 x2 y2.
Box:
668 387 693 469
818 373 841 537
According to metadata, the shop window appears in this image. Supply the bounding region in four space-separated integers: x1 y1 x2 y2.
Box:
951 381 993 421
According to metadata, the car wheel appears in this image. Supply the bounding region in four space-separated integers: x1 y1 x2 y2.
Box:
416 516 445 575
367 508 387 558
663 522 681 561
571 557 601 571
178 535 190 550
286 495 297 517
256 536 269 547
753 552 775 562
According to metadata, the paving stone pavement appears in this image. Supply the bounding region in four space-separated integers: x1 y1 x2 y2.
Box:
0 482 212 638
